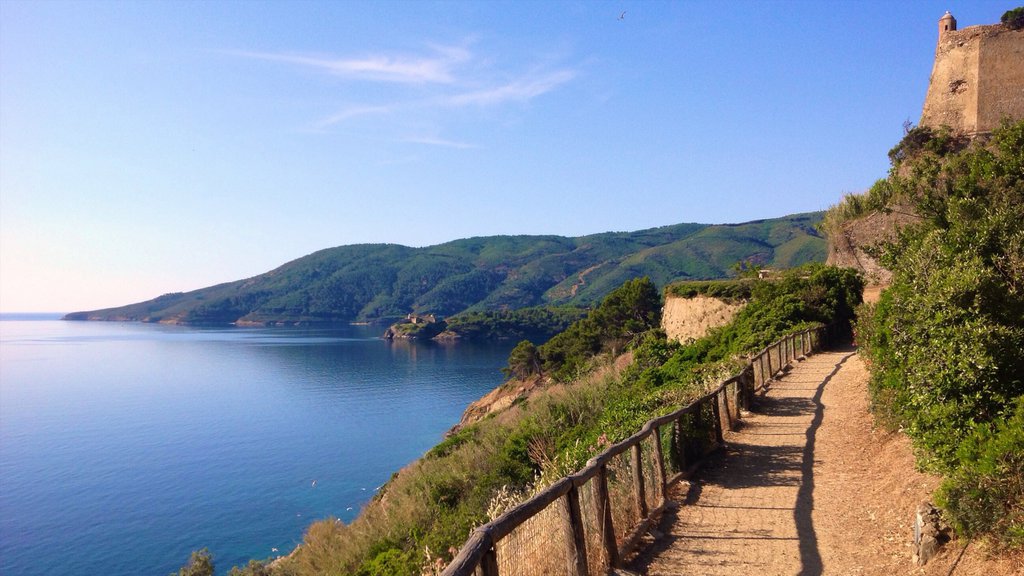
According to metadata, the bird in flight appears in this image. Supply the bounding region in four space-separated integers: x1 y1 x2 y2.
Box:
619 10 626 20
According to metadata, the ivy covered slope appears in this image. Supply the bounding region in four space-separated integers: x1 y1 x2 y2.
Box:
64 213 825 325
848 120 1024 547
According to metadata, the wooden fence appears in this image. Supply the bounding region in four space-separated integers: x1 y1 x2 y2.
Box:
440 324 835 576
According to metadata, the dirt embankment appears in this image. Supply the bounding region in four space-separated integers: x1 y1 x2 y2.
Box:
662 295 744 343
826 206 921 286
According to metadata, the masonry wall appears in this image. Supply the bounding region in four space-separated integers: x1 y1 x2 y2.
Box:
977 29 1024 131
920 25 1024 134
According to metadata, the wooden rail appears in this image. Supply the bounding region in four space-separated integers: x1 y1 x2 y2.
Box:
441 325 834 576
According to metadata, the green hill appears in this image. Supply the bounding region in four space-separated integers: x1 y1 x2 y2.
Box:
65 212 826 325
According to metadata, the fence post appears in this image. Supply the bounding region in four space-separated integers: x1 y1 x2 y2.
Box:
593 464 619 568
631 443 648 518
651 425 667 505
766 346 773 381
692 405 704 457
481 539 499 576
741 366 754 411
711 394 725 445
566 486 590 576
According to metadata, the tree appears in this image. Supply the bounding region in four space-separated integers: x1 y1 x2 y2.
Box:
1001 7 1024 29
502 340 542 380
172 549 214 576
589 276 662 342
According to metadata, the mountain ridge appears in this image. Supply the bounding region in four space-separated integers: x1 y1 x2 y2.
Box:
64 212 826 326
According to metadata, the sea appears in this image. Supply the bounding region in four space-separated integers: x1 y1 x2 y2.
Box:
0 316 515 575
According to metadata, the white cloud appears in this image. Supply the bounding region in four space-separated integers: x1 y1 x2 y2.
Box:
233 41 579 144
234 44 470 84
400 135 479 149
445 70 577 107
316 105 393 128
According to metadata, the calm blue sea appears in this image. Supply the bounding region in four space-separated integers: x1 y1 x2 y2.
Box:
0 319 514 575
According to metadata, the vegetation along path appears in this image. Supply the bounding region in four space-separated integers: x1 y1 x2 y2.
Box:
627 347 1018 576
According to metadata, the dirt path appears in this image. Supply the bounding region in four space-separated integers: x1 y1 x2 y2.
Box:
626 348 1020 576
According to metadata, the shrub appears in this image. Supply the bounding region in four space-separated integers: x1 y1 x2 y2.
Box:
938 397 1024 545
172 549 214 576
857 119 1024 546
1002 7 1024 29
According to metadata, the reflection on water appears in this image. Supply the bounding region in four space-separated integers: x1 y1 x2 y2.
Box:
0 321 514 576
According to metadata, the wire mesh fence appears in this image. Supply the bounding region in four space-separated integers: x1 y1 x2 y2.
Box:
641 432 663 515
606 449 641 550
578 475 610 576
494 496 574 576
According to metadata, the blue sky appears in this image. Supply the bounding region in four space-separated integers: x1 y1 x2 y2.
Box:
0 0 1011 313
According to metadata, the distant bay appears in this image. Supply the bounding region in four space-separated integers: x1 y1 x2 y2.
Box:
0 320 514 575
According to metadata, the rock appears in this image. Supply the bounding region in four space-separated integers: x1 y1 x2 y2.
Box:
913 502 950 565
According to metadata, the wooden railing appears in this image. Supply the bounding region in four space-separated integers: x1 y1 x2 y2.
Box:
441 325 834 576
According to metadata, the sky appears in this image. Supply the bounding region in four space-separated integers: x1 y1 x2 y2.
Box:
0 0 1012 313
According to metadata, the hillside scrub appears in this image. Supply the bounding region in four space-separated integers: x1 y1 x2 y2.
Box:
855 119 1024 547
819 124 972 242
443 306 587 342
215 266 860 576
66 214 826 326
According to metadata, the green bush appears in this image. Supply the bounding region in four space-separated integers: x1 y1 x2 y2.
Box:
539 276 662 382
1002 7 1024 29
664 279 755 302
172 549 214 576
856 119 1024 547
938 397 1024 545
228 560 273 576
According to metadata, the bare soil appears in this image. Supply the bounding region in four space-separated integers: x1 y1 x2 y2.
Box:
626 349 1021 575
662 295 744 343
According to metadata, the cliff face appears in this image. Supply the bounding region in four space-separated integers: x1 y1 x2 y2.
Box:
825 206 921 286
921 23 1024 135
662 295 743 344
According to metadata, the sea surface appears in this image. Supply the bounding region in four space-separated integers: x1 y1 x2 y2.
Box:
0 318 515 575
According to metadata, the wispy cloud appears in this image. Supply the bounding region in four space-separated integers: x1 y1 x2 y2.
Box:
233 40 579 146
400 135 479 149
445 70 577 107
316 105 393 128
234 44 470 84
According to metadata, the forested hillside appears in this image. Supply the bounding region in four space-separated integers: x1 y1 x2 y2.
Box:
65 213 825 325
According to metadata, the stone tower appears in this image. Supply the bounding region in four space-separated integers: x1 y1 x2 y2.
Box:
938 11 957 36
920 12 1024 135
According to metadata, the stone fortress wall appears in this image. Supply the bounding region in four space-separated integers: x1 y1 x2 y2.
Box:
920 12 1024 134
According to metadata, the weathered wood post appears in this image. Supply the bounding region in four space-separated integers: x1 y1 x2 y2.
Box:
593 464 619 568
651 425 667 505
481 537 499 576
631 442 648 518
566 486 590 576
711 393 725 445
672 416 685 472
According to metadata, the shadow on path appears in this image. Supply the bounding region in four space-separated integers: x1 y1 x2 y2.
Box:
795 349 854 576
626 346 856 576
